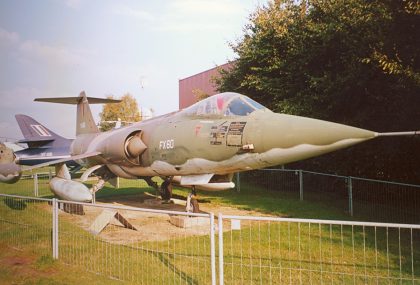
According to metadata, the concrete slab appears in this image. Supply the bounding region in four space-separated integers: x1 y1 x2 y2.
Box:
170 215 209 228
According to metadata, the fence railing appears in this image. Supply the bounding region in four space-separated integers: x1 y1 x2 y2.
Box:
218 213 420 285
1 193 419 284
238 169 420 224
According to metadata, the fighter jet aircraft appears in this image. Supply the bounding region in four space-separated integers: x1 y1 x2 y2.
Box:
2 91 418 212
0 115 78 183
14 114 77 167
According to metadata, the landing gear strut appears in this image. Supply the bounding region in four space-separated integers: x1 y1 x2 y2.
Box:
90 179 106 204
186 186 199 213
160 178 173 201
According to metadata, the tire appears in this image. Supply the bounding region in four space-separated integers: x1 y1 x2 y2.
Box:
160 181 172 200
190 198 199 213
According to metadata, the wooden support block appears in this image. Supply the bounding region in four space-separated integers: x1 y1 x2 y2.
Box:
89 209 138 235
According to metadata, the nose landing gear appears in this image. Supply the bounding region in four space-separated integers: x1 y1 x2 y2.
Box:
186 186 199 213
160 178 173 202
145 177 200 213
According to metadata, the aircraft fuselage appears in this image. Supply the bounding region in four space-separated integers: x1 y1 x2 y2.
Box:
71 93 377 180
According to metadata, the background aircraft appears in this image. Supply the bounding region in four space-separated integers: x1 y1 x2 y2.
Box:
0 114 79 183
14 114 79 169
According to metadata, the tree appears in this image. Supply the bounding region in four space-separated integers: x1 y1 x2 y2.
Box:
99 93 141 131
192 88 210 102
216 0 420 182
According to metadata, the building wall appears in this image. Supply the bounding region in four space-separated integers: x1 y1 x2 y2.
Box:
178 62 232 109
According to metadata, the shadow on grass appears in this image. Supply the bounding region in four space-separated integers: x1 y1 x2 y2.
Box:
155 252 199 285
3 198 27 210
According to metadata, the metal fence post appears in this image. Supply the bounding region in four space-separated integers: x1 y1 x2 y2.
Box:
299 170 303 201
348 177 353 216
52 198 59 259
210 213 216 285
34 174 39 197
218 213 224 285
236 172 241 192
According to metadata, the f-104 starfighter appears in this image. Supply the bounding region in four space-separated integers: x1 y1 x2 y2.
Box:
2 91 417 212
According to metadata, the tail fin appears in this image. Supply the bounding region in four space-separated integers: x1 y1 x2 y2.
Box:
15 114 67 147
35 91 121 136
75 91 100 135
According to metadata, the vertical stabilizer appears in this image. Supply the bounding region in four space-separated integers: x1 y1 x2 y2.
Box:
15 114 68 147
76 91 99 135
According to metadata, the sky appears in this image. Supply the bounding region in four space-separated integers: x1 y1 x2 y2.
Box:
0 0 264 140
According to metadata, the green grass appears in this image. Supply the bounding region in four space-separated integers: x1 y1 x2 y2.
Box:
1 176 420 284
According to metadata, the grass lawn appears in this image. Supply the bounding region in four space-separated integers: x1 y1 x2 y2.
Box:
0 175 419 284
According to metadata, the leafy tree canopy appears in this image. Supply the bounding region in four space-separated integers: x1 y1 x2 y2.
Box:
99 93 141 131
217 0 420 182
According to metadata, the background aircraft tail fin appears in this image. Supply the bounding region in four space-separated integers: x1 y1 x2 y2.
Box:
35 91 121 136
15 114 67 147
75 91 100 135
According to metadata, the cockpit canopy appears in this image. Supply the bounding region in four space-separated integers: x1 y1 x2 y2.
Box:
182 92 269 117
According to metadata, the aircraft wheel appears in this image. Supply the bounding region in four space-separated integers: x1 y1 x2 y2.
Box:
160 181 172 201
190 198 199 213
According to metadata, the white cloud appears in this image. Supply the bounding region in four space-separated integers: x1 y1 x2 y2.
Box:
170 0 244 16
113 0 250 33
19 40 84 67
113 5 155 21
65 0 81 9
0 27 87 67
0 27 19 47
0 87 76 139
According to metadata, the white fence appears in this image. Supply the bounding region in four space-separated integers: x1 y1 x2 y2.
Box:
238 169 420 224
1 193 419 284
218 214 420 284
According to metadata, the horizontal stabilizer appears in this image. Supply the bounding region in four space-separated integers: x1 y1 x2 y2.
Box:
35 91 121 135
34 97 121 105
18 138 54 144
23 151 101 171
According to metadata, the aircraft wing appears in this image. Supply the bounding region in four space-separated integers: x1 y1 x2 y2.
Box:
23 151 101 171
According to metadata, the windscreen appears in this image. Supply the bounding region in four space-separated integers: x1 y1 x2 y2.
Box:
182 92 268 117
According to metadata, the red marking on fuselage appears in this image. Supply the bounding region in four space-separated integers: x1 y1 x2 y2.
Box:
195 125 202 136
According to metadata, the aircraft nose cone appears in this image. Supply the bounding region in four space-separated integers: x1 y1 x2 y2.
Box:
256 113 376 165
